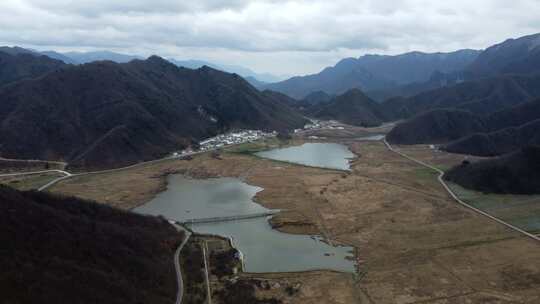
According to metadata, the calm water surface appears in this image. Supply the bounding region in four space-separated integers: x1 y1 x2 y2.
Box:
135 175 355 273
255 143 355 170
135 175 267 221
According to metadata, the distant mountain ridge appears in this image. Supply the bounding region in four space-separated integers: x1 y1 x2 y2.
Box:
466 33 540 78
382 34 540 149
268 33 540 101
61 50 141 64
366 70 468 102
167 58 283 83
0 47 141 65
264 58 395 99
369 33 540 101
0 46 281 84
0 51 65 87
354 49 480 85
0 56 306 169
265 49 480 99
307 89 387 127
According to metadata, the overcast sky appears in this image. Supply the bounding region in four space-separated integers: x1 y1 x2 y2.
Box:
1 0 539 77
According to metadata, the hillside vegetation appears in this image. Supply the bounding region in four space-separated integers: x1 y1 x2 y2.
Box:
0 56 306 169
0 51 65 87
0 186 183 304
444 146 540 194
387 98 540 151
308 89 386 127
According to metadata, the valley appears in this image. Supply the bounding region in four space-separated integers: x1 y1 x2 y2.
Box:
2 24 540 303
26 123 538 303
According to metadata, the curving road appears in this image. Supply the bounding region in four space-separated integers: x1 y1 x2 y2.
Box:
1 163 197 303
0 169 73 192
383 138 540 242
1 133 276 192
0 169 71 177
172 224 192 304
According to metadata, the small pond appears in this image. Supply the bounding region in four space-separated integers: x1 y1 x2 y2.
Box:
255 143 355 170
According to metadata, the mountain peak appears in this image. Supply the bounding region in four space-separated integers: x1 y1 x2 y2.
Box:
0 57 306 168
146 55 169 64
467 32 540 77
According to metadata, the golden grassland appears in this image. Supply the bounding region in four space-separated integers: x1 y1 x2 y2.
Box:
50 126 540 303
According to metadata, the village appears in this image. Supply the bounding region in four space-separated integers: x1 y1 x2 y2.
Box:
293 120 344 134
172 130 277 157
197 130 278 151
171 120 345 158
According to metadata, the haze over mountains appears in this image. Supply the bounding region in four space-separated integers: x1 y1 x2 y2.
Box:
1 32 540 174
265 49 480 99
384 34 540 149
465 33 540 78
1 46 285 83
0 51 64 87
27 48 285 83
265 33 540 103
167 58 283 83
293 33 540 134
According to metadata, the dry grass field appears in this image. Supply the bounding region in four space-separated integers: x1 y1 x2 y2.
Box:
0 172 65 191
49 127 540 303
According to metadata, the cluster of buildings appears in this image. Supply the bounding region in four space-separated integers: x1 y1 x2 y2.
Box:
294 120 344 133
197 130 277 151
171 130 276 157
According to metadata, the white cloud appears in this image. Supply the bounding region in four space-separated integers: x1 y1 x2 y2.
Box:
1 0 539 75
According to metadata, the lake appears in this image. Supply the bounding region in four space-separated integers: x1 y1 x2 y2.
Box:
255 143 355 170
135 176 267 221
135 175 356 273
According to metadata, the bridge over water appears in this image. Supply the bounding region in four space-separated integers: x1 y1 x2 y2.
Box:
179 210 280 225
